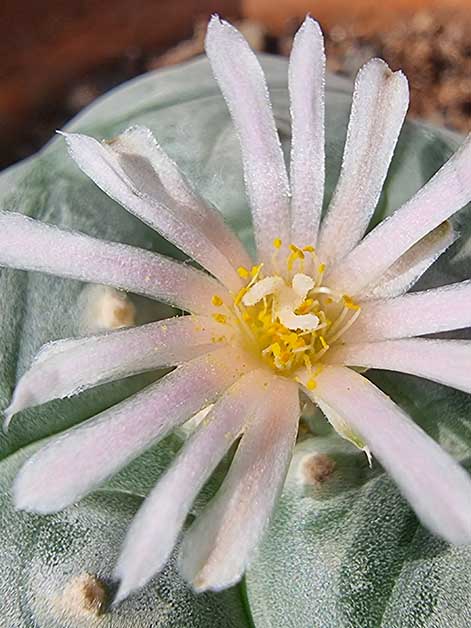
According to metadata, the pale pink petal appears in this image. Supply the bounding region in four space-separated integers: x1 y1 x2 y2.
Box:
63 129 248 290
180 377 300 592
289 17 325 247
0 211 228 314
327 338 471 394
317 59 409 265
205 16 291 265
345 280 471 342
310 366 471 544
113 369 272 603
327 134 471 294
13 347 254 514
358 221 456 300
5 315 227 427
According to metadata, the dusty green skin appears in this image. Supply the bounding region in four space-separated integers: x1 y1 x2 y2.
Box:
0 55 470 627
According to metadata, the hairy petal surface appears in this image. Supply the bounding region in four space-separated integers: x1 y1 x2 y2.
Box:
327 338 471 394
310 366 471 544
205 17 291 265
358 221 456 300
63 129 248 291
5 316 226 427
180 377 300 592
0 211 228 314
327 134 471 294
346 280 471 342
289 16 325 247
113 369 272 603
318 59 409 265
13 348 254 514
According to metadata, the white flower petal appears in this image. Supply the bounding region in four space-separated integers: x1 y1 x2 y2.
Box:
205 16 290 265
5 315 226 427
0 211 227 314
13 347 252 514
278 307 319 333
327 338 471 394
180 377 300 592
311 366 471 544
358 221 456 300
242 276 284 306
289 16 325 247
317 59 409 265
113 369 272 603
327 134 471 294
63 129 249 291
292 272 314 298
345 280 471 342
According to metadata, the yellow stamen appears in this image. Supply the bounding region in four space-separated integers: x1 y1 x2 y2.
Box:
251 264 263 278
212 313 227 324
319 335 329 349
234 287 247 306
306 379 317 391
343 295 361 311
225 241 362 377
211 295 223 307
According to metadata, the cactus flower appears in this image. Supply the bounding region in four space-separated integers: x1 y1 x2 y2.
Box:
1 16 471 602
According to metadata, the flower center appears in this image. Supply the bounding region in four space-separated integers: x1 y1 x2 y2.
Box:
211 240 361 388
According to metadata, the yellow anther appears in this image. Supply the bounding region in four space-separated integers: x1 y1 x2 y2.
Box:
343 295 361 311
289 244 305 259
212 313 227 324
306 379 317 391
242 311 252 322
270 342 281 358
273 238 282 249
326 297 333 305
318 263 326 274
237 266 249 279
211 295 223 307
286 332 299 347
303 245 315 252
251 264 263 278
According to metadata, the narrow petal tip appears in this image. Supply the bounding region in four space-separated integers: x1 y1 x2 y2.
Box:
3 407 13 433
299 14 322 34
111 559 148 607
12 476 36 513
3 386 36 432
358 57 409 90
3 385 32 432
207 13 229 36
12 465 42 513
111 579 129 607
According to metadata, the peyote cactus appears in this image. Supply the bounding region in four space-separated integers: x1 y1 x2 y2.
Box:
0 17 470 628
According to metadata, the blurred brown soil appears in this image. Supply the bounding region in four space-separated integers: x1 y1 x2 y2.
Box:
0 2 469 169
